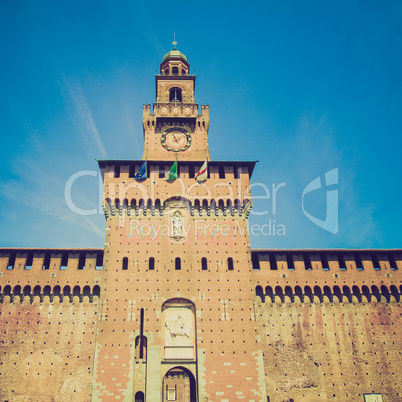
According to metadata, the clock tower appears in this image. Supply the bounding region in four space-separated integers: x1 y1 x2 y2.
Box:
95 44 263 401
142 43 210 161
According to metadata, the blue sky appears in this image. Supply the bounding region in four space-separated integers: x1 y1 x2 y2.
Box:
0 0 401 249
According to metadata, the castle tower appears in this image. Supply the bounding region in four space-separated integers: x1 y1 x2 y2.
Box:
95 44 264 401
142 43 210 162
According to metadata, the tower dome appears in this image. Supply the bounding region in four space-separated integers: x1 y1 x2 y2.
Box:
160 41 190 76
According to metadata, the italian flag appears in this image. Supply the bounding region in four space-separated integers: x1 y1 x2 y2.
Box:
164 160 177 181
195 160 208 182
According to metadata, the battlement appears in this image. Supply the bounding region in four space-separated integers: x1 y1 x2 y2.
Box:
0 248 103 304
99 160 256 216
251 249 402 305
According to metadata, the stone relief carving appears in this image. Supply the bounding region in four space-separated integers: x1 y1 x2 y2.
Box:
165 312 192 346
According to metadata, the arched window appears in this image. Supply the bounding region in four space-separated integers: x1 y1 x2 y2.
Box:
93 285 101 301
83 286 91 297
201 257 207 270
227 199 233 215
295 286 304 302
33 285 41 297
172 66 179 76
314 286 323 303
275 286 284 303
73 286 80 297
304 286 313 303
285 286 294 302
13 285 21 296
169 87 182 102
227 257 234 271
23 285 31 297
256 285 265 302
218 199 225 213
210 199 216 214
149 257 155 270
234 199 241 214
122 257 128 270
53 285 61 297
175 257 181 270
123 198 129 214
44 285 51 298
135 391 145 402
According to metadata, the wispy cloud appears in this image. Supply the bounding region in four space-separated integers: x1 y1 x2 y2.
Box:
250 113 380 248
58 75 108 160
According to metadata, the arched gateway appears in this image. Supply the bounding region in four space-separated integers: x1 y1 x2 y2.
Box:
163 367 196 402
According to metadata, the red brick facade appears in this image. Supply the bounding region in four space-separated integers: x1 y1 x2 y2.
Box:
0 47 401 401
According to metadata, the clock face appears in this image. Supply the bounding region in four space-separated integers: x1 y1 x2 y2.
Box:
161 127 192 152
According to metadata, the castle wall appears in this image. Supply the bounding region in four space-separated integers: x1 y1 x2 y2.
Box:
0 248 401 401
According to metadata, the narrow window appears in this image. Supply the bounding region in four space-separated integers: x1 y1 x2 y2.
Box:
354 253 364 270
169 87 182 102
219 165 225 179
25 253 33 270
60 253 68 270
175 257 181 270
321 253 329 270
149 257 155 270
172 67 179 76
338 253 346 270
78 252 85 270
122 257 128 270
286 253 295 270
42 252 51 270
201 257 207 270
189 164 195 179
234 166 240 179
269 253 277 270
304 253 312 270
129 164 135 178
114 164 120 178
159 165 165 179
388 253 398 270
227 257 234 271
7 252 16 270
371 253 380 270
252 253 260 270
95 251 103 270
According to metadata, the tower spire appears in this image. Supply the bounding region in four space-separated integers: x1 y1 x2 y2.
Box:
172 31 177 49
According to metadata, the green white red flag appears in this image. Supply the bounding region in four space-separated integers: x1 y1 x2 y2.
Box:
164 160 177 181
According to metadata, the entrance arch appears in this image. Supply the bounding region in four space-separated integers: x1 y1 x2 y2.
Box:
162 366 196 402
134 391 144 402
